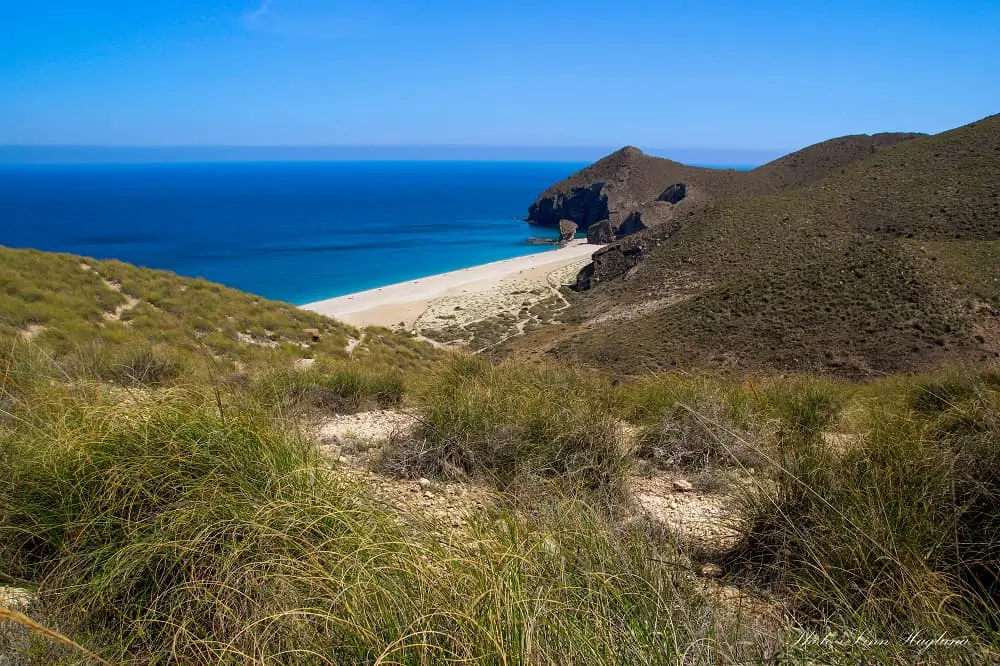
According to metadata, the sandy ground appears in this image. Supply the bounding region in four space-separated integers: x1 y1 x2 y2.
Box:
302 240 599 329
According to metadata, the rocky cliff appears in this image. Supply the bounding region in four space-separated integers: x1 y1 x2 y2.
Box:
526 146 709 243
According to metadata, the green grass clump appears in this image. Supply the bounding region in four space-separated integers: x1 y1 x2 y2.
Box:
728 371 1000 643
0 377 769 665
66 341 187 387
758 376 849 443
382 355 633 503
617 375 765 471
244 361 407 422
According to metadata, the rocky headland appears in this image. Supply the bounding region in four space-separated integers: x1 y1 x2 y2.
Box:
528 134 922 241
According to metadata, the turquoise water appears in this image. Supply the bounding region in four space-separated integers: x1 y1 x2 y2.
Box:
0 161 587 304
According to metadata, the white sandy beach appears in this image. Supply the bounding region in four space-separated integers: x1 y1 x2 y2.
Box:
302 240 599 330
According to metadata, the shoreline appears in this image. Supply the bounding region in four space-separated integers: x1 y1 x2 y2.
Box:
302 239 598 330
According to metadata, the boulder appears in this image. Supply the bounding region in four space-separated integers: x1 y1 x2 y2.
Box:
657 182 687 204
574 237 648 291
591 238 645 283
558 219 578 242
587 219 616 244
671 479 694 492
615 211 646 237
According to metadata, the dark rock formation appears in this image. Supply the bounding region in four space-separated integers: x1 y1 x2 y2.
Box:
573 262 595 291
593 240 645 283
615 211 646 237
657 182 687 204
527 183 609 228
578 211 646 245
574 237 647 290
587 220 616 244
558 219 578 242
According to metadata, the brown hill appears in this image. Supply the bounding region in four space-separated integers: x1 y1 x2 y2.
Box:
510 114 1000 378
527 133 922 242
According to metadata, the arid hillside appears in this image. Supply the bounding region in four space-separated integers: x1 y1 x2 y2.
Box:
513 114 1000 377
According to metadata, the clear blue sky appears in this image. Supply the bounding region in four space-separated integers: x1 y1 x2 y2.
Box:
2 0 998 157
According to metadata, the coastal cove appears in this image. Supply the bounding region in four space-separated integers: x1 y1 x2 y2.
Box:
303 239 600 331
0 160 588 305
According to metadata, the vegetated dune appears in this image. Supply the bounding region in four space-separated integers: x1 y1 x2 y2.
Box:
518 114 1000 377
0 245 440 378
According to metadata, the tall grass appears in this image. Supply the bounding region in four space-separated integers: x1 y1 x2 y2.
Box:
4 331 999 663
618 375 766 471
727 371 1000 648
248 360 407 415
0 375 776 664
381 355 634 504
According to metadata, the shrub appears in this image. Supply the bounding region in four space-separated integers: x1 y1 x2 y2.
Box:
636 401 768 471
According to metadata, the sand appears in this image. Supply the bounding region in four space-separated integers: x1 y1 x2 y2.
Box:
302 240 599 330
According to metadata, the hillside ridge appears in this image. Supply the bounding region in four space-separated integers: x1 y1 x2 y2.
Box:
509 114 1000 377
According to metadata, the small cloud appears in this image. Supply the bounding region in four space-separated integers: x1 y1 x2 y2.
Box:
240 1 378 40
243 0 274 24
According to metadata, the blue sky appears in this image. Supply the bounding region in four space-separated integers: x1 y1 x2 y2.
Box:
2 0 998 158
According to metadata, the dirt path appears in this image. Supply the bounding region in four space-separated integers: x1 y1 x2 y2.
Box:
79 263 141 323
101 281 140 322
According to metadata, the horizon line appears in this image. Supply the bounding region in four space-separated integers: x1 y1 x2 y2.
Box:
0 144 785 166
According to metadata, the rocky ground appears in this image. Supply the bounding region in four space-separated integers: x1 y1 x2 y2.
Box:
312 409 749 558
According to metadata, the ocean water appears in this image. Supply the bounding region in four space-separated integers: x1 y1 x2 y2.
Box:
0 161 588 304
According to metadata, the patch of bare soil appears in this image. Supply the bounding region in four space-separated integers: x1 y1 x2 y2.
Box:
629 472 744 552
307 409 786 623
17 324 45 341
312 410 754 554
0 587 33 610
415 257 591 351
344 331 365 355
312 410 495 534
585 283 704 327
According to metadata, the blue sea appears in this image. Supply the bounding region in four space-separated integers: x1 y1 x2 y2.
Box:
0 161 589 305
